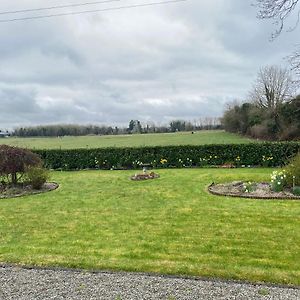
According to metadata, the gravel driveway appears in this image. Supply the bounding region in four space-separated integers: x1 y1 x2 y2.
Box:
0 265 299 300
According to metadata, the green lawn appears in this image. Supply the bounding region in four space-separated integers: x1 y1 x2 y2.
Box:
0 168 299 285
1 130 257 149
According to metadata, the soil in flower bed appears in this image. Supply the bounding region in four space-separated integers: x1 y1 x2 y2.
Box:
0 182 59 199
131 172 160 181
208 181 300 200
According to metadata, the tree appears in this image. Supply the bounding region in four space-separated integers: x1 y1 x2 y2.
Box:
127 120 142 134
278 94 300 139
255 0 300 80
169 120 186 132
249 65 295 111
0 145 42 185
128 120 135 133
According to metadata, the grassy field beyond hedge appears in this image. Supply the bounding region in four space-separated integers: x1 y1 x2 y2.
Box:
1 130 256 149
0 168 299 285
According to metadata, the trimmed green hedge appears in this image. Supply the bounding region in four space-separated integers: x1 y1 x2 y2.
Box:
34 142 300 170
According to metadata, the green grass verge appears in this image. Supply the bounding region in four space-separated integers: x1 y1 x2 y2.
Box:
1 130 257 149
0 168 299 285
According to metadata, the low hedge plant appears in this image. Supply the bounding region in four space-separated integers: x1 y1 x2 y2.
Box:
33 142 300 171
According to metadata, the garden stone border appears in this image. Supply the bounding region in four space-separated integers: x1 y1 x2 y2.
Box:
0 182 59 199
208 182 300 200
130 172 160 181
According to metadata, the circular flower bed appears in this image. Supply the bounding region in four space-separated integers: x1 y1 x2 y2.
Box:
131 172 160 181
0 182 59 199
208 181 300 200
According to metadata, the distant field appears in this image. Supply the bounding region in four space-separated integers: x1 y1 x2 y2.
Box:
0 130 258 149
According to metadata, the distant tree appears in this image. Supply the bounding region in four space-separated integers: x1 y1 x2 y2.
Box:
278 94 300 139
169 120 186 132
221 93 300 140
133 120 142 134
221 104 242 133
249 65 296 136
127 120 142 134
249 65 295 111
221 102 260 134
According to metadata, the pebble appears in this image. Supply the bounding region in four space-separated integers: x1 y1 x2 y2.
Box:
0 265 299 300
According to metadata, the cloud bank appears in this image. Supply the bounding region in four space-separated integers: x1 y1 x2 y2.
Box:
0 0 299 130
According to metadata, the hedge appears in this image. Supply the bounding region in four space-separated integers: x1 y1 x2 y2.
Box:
33 142 300 170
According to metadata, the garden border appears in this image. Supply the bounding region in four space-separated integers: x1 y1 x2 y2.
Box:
0 182 59 200
208 183 300 200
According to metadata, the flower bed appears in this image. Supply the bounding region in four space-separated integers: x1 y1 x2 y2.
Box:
0 182 59 199
208 181 300 200
130 172 160 181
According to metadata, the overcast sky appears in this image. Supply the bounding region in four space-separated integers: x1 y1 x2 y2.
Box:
0 0 299 130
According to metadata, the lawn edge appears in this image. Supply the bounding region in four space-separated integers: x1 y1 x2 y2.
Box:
0 262 299 290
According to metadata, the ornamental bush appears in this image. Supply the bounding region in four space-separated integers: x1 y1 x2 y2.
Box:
26 166 49 189
285 152 300 187
33 142 300 170
270 170 287 192
0 145 42 185
293 186 300 196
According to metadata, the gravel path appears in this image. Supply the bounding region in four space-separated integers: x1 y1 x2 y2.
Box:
0 265 299 300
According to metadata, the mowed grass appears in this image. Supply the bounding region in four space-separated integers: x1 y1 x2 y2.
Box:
1 130 257 149
0 168 299 285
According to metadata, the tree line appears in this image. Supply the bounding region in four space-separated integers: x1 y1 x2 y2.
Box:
222 65 300 140
12 117 222 137
222 94 300 140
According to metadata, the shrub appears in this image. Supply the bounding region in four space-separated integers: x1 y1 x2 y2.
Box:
34 142 300 171
285 152 300 187
270 170 287 192
26 166 49 189
292 186 300 196
243 181 256 193
0 145 42 185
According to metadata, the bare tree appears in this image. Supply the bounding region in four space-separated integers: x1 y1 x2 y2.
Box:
249 65 296 110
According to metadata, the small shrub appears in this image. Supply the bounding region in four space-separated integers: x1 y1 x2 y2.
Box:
243 181 256 193
285 152 300 187
270 170 287 192
292 186 300 196
26 166 49 189
0 145 42 185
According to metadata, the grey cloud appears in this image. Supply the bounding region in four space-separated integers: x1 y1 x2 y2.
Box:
0 0 299 130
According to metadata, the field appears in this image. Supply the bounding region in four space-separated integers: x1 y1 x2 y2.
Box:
1 130 257 149
0 168 299 285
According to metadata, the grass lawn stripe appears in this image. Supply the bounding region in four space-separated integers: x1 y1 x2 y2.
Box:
0 168 299 285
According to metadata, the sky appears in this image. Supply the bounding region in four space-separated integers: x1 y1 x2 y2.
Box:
0 0 299 130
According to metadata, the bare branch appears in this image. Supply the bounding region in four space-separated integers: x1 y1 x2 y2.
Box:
289 46 300 75
255 0 299 38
